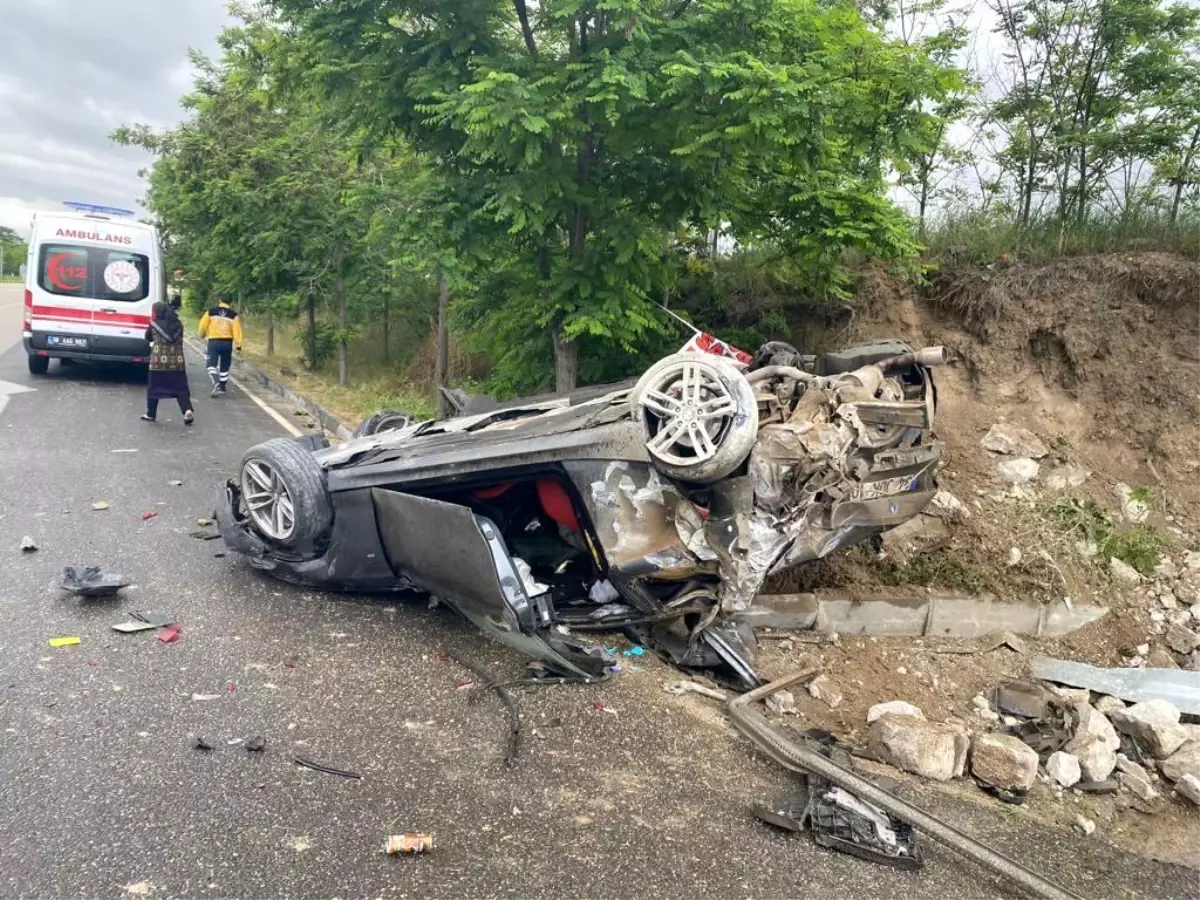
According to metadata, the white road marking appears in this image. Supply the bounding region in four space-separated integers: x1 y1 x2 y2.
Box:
182 338 302 437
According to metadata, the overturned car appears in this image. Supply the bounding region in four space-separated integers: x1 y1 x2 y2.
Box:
216 337 946 688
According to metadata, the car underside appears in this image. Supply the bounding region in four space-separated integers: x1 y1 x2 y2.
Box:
216 337 947 688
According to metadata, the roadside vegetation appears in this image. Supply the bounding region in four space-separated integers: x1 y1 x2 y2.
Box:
113 0 1200 421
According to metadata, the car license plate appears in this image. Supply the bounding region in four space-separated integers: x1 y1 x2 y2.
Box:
854 474 918 499
47 335 89 349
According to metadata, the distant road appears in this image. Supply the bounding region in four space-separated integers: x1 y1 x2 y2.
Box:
0 282 23 355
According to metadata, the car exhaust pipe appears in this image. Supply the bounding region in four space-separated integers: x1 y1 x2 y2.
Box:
876 345 949 372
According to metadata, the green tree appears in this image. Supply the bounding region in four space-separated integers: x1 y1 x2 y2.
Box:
0 226 26 277
272 0 951 390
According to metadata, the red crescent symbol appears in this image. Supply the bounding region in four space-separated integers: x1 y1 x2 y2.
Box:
47 252 85 292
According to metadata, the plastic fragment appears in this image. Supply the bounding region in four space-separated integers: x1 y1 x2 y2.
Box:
245 736 266 752
622 646 646 657
197 518 212 527
92 501 111 511
141 511 158 521
191 693 220 701
157 624 181 644
194 737 213 751
61 566 129 597
384 833 433 855
20 535 37 552
168 480 183 487
48 636 80 648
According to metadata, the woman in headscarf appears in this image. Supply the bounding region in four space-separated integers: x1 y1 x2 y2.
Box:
142 294 195 424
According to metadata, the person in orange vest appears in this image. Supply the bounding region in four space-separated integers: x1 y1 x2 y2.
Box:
198 295 243 396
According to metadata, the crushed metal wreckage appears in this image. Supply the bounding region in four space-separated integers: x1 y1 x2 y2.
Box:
215 336 946 688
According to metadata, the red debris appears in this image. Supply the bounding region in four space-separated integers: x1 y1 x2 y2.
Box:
454 681 475 692
592 700 606 711
284 660 297 669
226 681 238 694
141 511 158 521
157 624 181 644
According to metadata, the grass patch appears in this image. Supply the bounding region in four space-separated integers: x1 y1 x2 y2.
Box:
1044 498 1170 576
876 551 990 593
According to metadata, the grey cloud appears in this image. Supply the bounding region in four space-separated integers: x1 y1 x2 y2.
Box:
0 0 231 235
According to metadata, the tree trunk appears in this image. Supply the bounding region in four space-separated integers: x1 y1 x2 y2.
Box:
306 294 317 368
917 174 929 239
336 273 348 388
551 320 578 393
383 267 392 363
1171 123 1200 226
266 293 274 356
434 268 450 419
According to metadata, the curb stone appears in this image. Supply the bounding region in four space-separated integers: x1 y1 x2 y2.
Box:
183 334 355 441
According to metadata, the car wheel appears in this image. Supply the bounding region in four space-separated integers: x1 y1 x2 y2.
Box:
354 407 413 438
630 353 758 484
238 438 332 548
27 354 49 375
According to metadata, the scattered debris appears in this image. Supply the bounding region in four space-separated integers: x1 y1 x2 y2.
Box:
20 535 37 552
123 881 153 896
449 651 521 766
197 518 213 527
1031 656 1200 715
621 646 646 657
112 613 175 634
245 736 266 752
169 479 184 487
47 636 80 648
292 756 362 779
141 511 158 522
867 700 924 723
157 624 181 645
868 713 968 782
1109 557 1143 585
191 693 220 702
982 423 1049 459
807 675 843 709
1045 751 1082 788
662 680 727 701
1094 695 1125 715
992 680 1051 719
61 566 129 597
1074 815 1096 837
193 737 213 752
1007 547 1022 567
766 690 797 716
729 670 1074 900
1110 700 1188 758
384 833 434 855
929 490 971 522
190 531 222 541
996 457 1039 486
92 501 111 511
970 733 1039 793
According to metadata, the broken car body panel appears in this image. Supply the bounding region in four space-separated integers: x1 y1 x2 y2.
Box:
216 339 946 687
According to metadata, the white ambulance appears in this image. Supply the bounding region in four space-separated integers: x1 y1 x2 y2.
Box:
22 203 165 374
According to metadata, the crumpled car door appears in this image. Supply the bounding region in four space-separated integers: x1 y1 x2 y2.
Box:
370 489 597 677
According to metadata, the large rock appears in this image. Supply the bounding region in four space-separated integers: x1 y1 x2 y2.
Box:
1117 769 1159 802
807 674 843 709
867 700 925 724
1109 557 1143 585
929 490 971 522
1114 484 1150 524
982 424 1049 459
1166 624 1200 655
1111 700 1189 759
1159 740 1200 784
868 714 968 782
1044 465 1089 491
970 732 1039 792
1066 704 1120 782
997 457 1039 486
1046 751 1082 788
1176 773 1200 806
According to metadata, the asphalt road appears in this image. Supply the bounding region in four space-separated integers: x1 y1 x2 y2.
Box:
0 281 1194 899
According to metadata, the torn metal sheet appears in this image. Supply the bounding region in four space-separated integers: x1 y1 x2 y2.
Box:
1031 656 1200 715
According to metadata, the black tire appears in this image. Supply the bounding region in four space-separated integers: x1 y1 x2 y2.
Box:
238 437 333 548
354 407 413 438
27 354 49 375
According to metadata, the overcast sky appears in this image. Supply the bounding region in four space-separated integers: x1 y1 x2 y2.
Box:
0 0 233 238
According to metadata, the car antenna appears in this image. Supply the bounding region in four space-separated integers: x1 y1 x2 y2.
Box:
657 302 701 337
